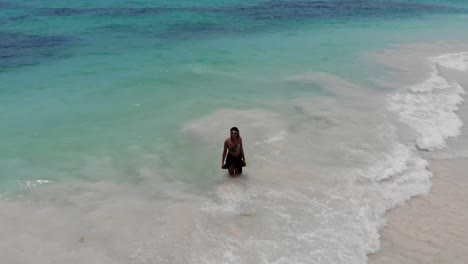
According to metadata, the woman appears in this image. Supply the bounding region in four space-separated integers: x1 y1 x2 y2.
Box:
221 127 246 176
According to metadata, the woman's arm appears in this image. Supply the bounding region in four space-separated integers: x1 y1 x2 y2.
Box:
221 139 228 168
240 138 246 165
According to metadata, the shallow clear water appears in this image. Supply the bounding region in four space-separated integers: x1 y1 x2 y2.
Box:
1 1 468 263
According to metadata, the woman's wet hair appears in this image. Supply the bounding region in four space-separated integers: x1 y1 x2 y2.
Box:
230 127 240 136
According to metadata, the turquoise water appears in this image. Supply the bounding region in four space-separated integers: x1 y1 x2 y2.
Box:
1 1 468 263
2 1 467 189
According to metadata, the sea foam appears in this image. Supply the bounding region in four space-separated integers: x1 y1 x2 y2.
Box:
388 52 468 151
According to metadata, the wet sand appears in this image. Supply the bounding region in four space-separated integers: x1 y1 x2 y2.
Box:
368 158 468 264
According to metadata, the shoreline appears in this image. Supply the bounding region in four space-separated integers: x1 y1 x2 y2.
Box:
368 158 468 264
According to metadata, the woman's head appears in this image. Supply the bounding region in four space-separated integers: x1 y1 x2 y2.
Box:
230 127 239 138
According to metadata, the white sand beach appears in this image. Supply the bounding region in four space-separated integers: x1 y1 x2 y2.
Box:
369 158 468 264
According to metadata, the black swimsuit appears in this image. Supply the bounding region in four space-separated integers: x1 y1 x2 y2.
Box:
223 152 244 173
223 140 244 172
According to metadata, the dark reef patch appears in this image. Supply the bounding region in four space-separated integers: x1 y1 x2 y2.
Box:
0 32 73 70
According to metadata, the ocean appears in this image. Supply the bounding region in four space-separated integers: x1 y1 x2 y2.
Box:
1 0 468 263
